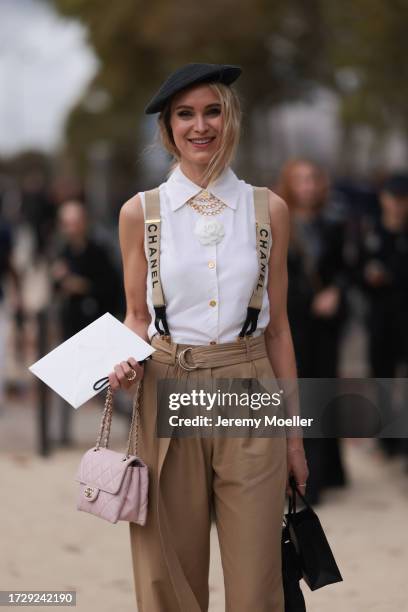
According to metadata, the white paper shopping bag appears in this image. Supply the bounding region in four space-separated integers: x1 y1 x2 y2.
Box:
28 312 155 408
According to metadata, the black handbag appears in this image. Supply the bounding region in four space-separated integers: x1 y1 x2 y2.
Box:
282 521 306 612
285 475 343 591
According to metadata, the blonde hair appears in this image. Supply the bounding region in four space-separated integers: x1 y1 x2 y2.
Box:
157 82 241 187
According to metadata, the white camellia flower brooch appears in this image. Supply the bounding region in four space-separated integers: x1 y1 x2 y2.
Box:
186 189 227 245
193 217 225 246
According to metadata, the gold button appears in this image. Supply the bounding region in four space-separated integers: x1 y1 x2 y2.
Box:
209 300 217 307
208 261 215 269
210 340 217 345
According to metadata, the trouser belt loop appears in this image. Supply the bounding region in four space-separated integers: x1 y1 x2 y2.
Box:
170 340 179 365
151 333 177 363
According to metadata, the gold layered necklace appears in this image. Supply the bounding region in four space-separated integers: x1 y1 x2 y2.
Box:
186 189 226 216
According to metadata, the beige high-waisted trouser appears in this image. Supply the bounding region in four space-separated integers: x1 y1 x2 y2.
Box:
129 333 288 612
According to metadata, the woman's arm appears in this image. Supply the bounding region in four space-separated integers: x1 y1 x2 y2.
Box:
118 193 151 341
108 194 150 391
264 190 309 493
264 191 298 436
264 192 295 379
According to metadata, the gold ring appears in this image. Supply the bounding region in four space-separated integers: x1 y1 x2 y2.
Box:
125 368 137 382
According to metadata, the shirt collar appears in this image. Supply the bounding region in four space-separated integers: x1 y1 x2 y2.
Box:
165 164 240 211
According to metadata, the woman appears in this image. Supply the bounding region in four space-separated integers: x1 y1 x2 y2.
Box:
108 63 308 612
276 159 348 505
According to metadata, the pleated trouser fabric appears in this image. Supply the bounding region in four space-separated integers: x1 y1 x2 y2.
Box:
129 335 287 612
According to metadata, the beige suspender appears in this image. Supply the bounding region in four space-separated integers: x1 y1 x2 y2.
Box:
249 186 271 310
144 185 271 338
238 186 271 336
144 188 170 337
144 189 165 308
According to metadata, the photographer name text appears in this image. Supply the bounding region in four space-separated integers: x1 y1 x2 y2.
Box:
168 415 313 428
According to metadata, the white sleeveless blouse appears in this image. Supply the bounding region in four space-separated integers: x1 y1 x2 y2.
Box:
140 164 271 345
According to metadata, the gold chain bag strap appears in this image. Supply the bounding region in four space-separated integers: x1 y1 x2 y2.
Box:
74 380 148 525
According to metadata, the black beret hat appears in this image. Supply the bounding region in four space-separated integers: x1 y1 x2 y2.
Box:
144 62 242 115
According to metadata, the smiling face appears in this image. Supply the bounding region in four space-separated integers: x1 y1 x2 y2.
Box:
169 83 224 170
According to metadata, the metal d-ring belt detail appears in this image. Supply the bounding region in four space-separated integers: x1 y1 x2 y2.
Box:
177 347 198 371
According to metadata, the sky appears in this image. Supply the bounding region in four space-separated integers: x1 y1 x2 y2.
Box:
0 0 98 156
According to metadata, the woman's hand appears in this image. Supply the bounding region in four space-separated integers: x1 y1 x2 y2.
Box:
286 445 309 498
108 357 144 393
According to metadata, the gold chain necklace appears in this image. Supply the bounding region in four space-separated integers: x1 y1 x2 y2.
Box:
186 189 226 216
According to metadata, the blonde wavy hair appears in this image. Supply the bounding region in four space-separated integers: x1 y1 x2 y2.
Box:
157 82 242 187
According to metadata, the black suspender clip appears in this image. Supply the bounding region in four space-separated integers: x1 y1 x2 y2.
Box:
239 306 260 337
154 305 170 336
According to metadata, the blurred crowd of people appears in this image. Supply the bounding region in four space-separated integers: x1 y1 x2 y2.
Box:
0 160 407 504
275 160 408 503
0 168 124 440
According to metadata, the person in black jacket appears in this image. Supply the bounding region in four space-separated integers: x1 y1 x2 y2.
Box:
276 159 349 504
357 173 408 457
51 200 123 443
51 200 122 337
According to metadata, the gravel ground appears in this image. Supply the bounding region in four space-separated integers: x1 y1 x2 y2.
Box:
1 399 408 612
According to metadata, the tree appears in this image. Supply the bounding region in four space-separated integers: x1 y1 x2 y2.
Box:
50 0 330 181
50 0 408 181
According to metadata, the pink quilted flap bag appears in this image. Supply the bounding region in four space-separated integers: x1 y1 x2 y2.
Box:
75 379 148 525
